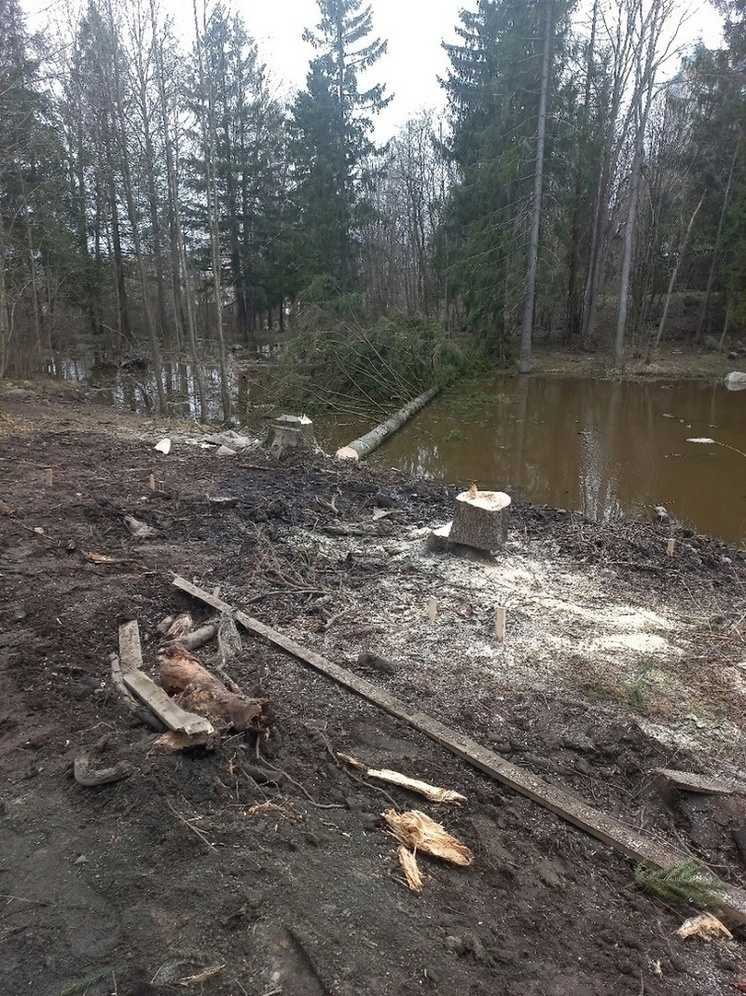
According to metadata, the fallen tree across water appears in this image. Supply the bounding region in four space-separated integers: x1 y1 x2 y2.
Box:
335 386 439 461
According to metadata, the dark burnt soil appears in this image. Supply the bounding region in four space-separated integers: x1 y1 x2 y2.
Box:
2 389 746 996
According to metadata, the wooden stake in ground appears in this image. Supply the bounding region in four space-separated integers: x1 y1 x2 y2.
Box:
427 597 438 624
172 576 746 924
44 468 53 486
667 538 676 557
494 606 507 642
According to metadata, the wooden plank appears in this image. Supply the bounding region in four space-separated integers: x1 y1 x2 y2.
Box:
172 575 746 923
118 620 145 674
122 669 215 737
654 768 746 796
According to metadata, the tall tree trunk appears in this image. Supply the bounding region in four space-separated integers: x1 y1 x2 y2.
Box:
148 0 206 420
645 193 704 361
696 128 741 342
519 0 554 375
193 0 231 422
106 0 166 412
0 199 8 378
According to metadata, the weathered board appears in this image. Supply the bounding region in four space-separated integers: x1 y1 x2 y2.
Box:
172 575 746 923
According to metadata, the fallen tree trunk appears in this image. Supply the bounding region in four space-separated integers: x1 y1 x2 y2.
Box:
172 575 746 924
335 386 439 461
158 645 270 734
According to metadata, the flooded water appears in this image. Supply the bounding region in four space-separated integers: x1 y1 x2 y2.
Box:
317 375 746 547
51 350 746 545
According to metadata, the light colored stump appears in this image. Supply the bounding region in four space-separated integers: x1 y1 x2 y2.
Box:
447 487 511 551
267 414 317 457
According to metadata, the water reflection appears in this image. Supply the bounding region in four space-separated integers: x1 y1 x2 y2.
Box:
40 347 746 544
331 375 746 546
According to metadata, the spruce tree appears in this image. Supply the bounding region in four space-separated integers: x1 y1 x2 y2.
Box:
290 0 391 297
441 0 571 355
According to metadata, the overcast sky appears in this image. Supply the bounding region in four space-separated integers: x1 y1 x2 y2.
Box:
26 0 725 139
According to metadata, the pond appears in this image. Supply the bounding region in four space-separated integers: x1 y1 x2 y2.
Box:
50 352 746 545
316 375 746 547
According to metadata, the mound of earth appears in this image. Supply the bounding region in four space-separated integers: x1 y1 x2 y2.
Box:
1 385 746 996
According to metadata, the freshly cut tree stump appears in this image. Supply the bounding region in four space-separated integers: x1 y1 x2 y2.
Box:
267 415 318 457
158 646 271 733
446 486 511 551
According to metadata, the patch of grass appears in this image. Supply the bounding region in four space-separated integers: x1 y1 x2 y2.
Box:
60 968 111 996
624 661 654 712
443 428 465 443
634 859 727 908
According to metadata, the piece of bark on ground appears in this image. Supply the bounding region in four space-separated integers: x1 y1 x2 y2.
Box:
338 753 467 805
158 645 271 733
161 621 218 652
383 809 474 866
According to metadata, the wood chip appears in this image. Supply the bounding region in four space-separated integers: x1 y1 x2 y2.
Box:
338 753 467 805
152 731 214 752
166 613 194 639
178 964 224 986
676 913 733 941
123 514 158 539
83 551 119 564
398 845 424 893
654 768 746 796
383 810 474 866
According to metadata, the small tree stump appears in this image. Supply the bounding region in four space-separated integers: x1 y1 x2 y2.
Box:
267 415 318 457
447 488 511 551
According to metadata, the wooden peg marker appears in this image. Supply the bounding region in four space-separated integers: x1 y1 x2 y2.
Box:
44 468 53 486
495 606 507 642
427 597 438 623
666 538 675 557
149 473 156 491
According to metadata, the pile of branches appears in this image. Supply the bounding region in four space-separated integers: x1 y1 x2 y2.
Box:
268 313 477 416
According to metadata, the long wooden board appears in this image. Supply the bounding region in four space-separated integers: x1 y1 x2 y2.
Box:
172 575 746 922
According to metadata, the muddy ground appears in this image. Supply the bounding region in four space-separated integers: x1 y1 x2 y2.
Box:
2 383 746 996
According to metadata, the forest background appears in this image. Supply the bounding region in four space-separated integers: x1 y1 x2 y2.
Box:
2 0 745 421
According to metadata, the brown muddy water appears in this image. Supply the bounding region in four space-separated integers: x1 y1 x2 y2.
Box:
52 355 746 545
318 376 746 547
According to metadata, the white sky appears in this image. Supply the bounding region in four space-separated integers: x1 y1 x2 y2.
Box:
25 0 725 140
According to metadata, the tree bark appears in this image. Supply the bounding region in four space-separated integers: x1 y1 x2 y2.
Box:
519 0 554 375
335 386 439 460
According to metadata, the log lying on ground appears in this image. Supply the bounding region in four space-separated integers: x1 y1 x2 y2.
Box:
335 386 439 461
172 576 746 924
158 645 271 734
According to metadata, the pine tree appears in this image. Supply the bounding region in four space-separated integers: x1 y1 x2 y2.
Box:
290 0 391 297
440 0 572 356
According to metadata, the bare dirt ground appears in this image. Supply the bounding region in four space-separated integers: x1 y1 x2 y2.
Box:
2 381 746 996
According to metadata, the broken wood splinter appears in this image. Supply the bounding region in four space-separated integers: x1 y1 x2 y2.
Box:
337 753 466 805
171 575 746 924
384 809 474 866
